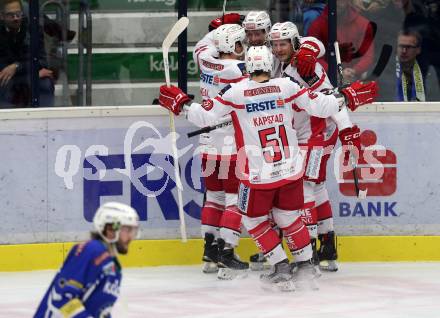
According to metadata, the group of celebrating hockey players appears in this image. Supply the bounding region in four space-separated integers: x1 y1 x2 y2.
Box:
158 10 377 291
32 10 379 318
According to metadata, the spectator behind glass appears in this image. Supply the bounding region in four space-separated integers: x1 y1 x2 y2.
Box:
308 0 375 82
418 0 440 95
0 0 54 108
396 29 425 101
302 0 326 35
352 0 390 12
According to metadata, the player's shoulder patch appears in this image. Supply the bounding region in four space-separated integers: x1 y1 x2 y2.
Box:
202 99 214 111
237 62 246 76
102 260 117 276
303 73 320 87
218 84 232 97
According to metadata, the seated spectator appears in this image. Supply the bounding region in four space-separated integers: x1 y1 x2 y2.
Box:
308 0 375 82
396 29 425 101
0 0 54 108
303 0 326 35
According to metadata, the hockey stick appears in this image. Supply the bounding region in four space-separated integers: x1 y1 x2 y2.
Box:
351 21 377 59
187 117 232 138
365 44 393 81
334 41 368 199
222 0 227 23
162 16 189 242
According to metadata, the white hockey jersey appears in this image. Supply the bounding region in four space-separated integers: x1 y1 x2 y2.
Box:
192 31 247 159
273 48 352 146
186 77 340 189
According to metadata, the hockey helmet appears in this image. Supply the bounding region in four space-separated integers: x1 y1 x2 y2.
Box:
93 202 139 243
269 22 300 50
214 24 246 55
246 45 273 73
243 11 272 33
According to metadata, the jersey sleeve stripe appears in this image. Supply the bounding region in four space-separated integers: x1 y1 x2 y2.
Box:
214 96 245 109
195 48 209 64
194 45 208 54
309 72 326 91
218 76 247 84
284 88 307 103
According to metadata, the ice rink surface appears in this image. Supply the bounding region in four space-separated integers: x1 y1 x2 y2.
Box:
1 262 439 318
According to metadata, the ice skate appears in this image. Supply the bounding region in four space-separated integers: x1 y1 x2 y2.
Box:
217 239 249 280
318 231 338 272
249 252 271 271
260 260 295 292
311 238 322 278
291 259 320 291
202 233 218 273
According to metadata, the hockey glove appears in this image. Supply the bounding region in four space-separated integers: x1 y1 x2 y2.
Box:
339 125 361 163
293 41 320 77
209 13 244 31
159 85 191 115
340 80 378 111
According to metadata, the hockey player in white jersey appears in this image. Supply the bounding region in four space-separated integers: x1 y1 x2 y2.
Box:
248 22 328 270
269 21 362 271
242 11 272 46
157 46 378 290
193 24 249 278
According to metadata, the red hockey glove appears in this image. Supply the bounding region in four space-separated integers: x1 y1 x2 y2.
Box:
293 41 320 77
209 13 243 31
340 80 378 111
339 42 355 63
158 85 191 115
339 125 361 163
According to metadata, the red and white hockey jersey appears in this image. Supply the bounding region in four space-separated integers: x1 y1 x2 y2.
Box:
192 31 247 159
186 77 340 189
272 48 353 181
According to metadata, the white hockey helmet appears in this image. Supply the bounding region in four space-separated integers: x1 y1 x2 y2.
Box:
243 11 272 33
93 202 139 243
269 22 300 49
246 45 273 73
213 24 246 55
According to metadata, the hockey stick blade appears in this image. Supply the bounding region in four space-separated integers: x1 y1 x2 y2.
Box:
352 164 368 200
366 44 392 81
162 17 189 86
352 21 377 59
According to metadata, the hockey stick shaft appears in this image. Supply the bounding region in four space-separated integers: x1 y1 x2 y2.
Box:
222 0 227 22
334 41 366 199
162 17 189 242
187 117 232 138
365 44 393 80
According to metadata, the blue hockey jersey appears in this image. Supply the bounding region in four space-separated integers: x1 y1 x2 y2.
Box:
34 239 122 318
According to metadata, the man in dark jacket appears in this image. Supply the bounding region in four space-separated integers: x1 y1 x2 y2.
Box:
0 0 54 107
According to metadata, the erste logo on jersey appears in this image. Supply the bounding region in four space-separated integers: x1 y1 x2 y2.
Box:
200 72 219 86
245 98 285 113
